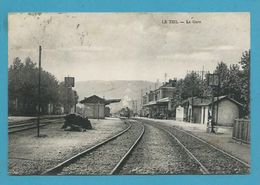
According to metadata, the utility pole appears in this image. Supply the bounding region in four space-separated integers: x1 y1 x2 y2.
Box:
97 101 100 120
164 73 167 83
66 76 71 114
201 66 205 103
66 84 70 114
201 66 205 81
37 46 42 137
141 89 143 106
211 88 215 133
140 89 143 117
191 89 194 123
132 100 135 114
65 76 75 114
208 73 220 133
135 100 138 115
216 81 220 125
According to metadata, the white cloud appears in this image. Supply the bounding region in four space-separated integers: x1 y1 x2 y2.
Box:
8 13 250 82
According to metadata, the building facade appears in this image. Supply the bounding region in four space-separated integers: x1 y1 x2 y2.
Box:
141 79 176 119
79 95 120 119
179 95 242 126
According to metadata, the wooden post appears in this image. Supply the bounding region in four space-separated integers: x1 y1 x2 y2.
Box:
211 87 215 133
37 46 42 137
216 75 220 125
191 89 194 123
97 101 100 120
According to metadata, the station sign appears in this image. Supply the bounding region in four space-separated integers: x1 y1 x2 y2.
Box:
207 73 220 87
65 77 75 87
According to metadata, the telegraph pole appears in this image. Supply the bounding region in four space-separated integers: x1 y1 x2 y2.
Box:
140 89 143 117
164 73 167 83
208 73 220 133
97 101 100 120
216 79 220 125
211 87 215 133
135 100 138 115
37 46 42 137
66 75 70 114
64 76 75 114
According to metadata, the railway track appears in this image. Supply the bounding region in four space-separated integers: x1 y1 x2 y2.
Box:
119 121 205 174
8 118 64 134
142 119 250 174
42 120 144 175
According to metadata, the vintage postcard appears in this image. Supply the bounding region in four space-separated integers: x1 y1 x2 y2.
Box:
7 12 250 176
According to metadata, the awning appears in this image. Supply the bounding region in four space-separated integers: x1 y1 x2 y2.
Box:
143 101 157 107
143 98 170 107
157 97 170 103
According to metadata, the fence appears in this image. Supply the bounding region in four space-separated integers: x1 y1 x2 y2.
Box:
232 119 250 144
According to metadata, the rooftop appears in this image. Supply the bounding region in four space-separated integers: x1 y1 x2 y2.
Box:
80 95 121 105
181 95 243 107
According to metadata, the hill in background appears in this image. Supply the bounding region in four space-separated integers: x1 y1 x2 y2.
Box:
75 80 158 113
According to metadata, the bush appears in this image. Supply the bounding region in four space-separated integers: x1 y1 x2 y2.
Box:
62 113 92 131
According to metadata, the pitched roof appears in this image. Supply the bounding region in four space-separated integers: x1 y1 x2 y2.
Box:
80 95 121 105
105 99 121 104
181 95 243 107
80 95 106 104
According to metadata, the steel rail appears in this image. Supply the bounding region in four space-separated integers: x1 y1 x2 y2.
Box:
110 121 145 175
139 118 250 169
172 126 250 167
150 123 210 174
8 116 65 126
9 122 43 129
8 119 64 134
41 122 132 175
8 124 47 134
9 118 63 128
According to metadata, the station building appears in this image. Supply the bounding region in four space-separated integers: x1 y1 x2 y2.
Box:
141 79 176 119
177 95 243 126
79 95 120 119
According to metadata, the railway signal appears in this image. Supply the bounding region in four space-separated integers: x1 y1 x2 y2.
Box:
65 76 75 87
207 73 220 133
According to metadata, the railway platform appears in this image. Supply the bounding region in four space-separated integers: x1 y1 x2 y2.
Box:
8 117 127 175
138 117 250 164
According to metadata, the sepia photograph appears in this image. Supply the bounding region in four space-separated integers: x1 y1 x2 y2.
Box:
8 13 250 175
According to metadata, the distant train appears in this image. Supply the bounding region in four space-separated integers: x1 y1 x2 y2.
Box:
119 107 131 118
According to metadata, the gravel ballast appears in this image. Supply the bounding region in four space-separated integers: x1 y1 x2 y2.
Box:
9 118 127 175
119 121 202 175
57 120 143 175
144 120 250 174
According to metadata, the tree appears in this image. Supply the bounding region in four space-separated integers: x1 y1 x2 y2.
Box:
214 62 230 96
58 82 78 113
171 79 184 108
212 51 249 117
182 72 203 99
8 57 24 114
9 57 60 115
239 50 250 116
228 64 243 101
40 71 59 113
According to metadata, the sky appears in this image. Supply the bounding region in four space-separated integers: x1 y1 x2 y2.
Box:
8 13 250 83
